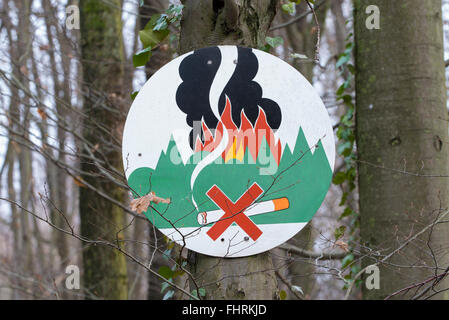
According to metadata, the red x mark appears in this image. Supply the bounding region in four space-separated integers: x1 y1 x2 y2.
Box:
206 183 263 241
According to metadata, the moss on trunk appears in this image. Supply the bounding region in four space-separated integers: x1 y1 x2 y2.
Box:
79 0 128 300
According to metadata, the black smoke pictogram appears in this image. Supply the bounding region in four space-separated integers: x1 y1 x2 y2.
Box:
176 46 281 149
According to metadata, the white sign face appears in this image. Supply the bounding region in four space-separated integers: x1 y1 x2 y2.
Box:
123 46 335 258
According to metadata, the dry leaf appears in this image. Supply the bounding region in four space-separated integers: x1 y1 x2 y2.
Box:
73 176 87 188
39 44 50 51
37 108 47 120
91 143 100 153
335 240 349 252
130 192 170 214
20 65 28 76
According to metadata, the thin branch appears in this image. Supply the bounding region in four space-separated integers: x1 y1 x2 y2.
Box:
269 0 327 31
0 196 199 300
280 242 355 260
275 270 304 300
305 0 321 63
343 208 449 300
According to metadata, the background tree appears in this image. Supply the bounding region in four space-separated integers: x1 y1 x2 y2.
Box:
354 0 449 299
279 0 330 299
138 0 172 300
78 0 128 299
178 0 280 300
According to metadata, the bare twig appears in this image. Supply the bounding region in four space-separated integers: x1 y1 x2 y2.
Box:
270 0 327 31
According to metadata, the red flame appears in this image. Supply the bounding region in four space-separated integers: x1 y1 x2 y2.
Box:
195 96 282 165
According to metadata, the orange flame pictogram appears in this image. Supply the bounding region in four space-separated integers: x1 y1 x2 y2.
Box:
195 96 282 165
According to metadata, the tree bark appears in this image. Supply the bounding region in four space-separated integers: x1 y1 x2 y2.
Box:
179 0 280 300
17 0 35 291
138 0 174 300
79 0 128 299
42 0 71 271
2 0 23 299
283 0 328 81
281 1 329 299
179 0 279 53
354 0 449 299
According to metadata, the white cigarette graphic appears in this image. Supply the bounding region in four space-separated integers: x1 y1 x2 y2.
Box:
197 197 289 225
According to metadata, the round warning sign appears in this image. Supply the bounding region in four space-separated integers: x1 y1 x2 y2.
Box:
123 46 335 258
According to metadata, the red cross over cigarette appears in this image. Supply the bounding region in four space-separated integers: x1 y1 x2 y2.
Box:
201 183 290 241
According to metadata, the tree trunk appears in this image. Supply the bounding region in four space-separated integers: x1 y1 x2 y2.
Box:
179 0 280 300
354 0 449 299
138 0 174 300
79 0 128 300
17 0 35 291
3 0 23 298
42 0 71 271
281 1 329 299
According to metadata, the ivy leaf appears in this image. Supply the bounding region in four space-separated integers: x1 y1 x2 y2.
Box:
259 44 270 52
162 248 172 260
347 167 356 180
344 42 354 54
290 53 308 60
336 83 346 96
130 90 139 101
166 4 184 19
160 280 171 293
332 171 347 185
343 76 352 89
336 54 350 69
334 225 347 241
191 288 206 299
338 208 353 220
341 147 353 157
167 240 175 250
337 141 352 155
158 266 174 279
153 14 168 31
265 36 284 49
342 253 354 269
139 28 169 48
279 290 287 300
341 94 353 104
173 268 186 279
139 16 169 48
139 0 144 7
132 47 152 67
347 64 355 75
339 192 348 206
163 290 174 300
281 3 296 15
351 264 361 275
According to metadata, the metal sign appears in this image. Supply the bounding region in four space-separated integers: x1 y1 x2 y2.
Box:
122 46 335 258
